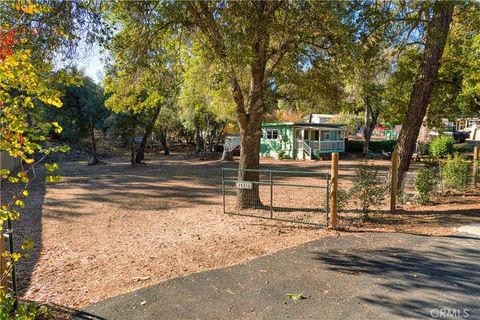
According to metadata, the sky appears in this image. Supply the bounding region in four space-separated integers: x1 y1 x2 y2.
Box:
75 42 105 83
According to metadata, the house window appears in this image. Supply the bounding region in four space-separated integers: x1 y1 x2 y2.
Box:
296 129 302 140
321 131 330 140
313 130 320 141
456 119 466 130
303 130 309 140
266 129 279 140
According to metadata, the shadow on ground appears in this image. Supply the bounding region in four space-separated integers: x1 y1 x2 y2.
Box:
84 233 480 320
1 168 47 298
314 237 480 319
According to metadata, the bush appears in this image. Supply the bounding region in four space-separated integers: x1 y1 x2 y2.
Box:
416 141 430 158
369 140 397 153
336 186 350 212
277 149 286 160
453 143 473 154
350 160 387 220
0 290 49 320
429 135 454 158
442 153 471 192
345 140 363 152
345 140 397 153
396 190 413 205
414 167 436 204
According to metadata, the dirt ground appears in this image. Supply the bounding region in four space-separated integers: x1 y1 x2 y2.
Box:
9 153 480 310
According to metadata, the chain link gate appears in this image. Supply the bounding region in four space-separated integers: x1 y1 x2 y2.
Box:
222 168 330 226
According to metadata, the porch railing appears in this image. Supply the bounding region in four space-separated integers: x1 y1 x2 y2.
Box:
307 141 319 149
303 140 344 151
301 141 312 158
319 140 344 151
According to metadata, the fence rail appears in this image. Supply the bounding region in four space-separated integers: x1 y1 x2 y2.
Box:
222 168 330 226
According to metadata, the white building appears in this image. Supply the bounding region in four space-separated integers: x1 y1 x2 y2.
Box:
444 117 480 141
303 114 336 124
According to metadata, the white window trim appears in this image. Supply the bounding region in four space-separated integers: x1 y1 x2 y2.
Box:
265 129 280 140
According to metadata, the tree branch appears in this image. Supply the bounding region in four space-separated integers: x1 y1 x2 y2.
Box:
186 2 246 123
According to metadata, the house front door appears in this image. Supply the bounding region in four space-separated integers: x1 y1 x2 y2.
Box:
295 129 303 148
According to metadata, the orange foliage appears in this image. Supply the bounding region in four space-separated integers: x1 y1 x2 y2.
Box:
271 110 304 122
0 28 17 61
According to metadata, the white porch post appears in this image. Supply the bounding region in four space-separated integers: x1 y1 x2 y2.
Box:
319 130 322 151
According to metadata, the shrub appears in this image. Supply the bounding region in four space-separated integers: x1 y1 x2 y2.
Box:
345 140 363 152
345 140 397 153
453 143 473 154
397 190 413 205
369 140 397 153
350 160 387 220
414 167 436 204
416 141 430 158
442 153 471 192
277 149 286 160
429 135 454 158
0 290 49 320
336 186 350 212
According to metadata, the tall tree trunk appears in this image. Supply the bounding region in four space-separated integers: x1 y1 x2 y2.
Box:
130 118 136 166
135 105 162 163
395 1 454 189
89 123 98 165
236 53 266 209
237 114 263 209
187 1 272 208
418 111 430 143
130 138 136 166
216 122 226 151
363 102 371 155
362 100 378 156
159 129 169 155
194 118 203 154
209 122 218 152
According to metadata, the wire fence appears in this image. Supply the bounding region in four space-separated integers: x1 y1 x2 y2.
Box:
222 168 330 226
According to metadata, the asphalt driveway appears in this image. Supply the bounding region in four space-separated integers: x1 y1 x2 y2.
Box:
80 232 480 320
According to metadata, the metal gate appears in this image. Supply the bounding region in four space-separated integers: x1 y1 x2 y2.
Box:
222 168 330 226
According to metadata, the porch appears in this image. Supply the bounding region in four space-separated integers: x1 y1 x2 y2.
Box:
295 126 345 160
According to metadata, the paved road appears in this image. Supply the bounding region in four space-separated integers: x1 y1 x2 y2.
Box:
80 232 480 320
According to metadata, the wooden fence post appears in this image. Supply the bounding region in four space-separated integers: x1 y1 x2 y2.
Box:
390 150 399 214
329 152 339 229
473 146 479 189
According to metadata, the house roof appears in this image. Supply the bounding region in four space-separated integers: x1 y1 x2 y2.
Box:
304 114 336 118
262 122 345 130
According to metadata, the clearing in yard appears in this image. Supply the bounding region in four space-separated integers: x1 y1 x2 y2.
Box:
13 153 480 309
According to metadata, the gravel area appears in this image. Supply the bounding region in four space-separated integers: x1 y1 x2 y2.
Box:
14 154 335 308
7 153 479 309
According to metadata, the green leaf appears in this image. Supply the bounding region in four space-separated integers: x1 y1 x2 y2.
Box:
7 176 19 183
21 240 34 251
45 162 59 172
285 293 306 301
14 200 25 208
46 175 61 183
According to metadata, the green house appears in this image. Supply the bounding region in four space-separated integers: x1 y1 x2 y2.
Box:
260 122 345 160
